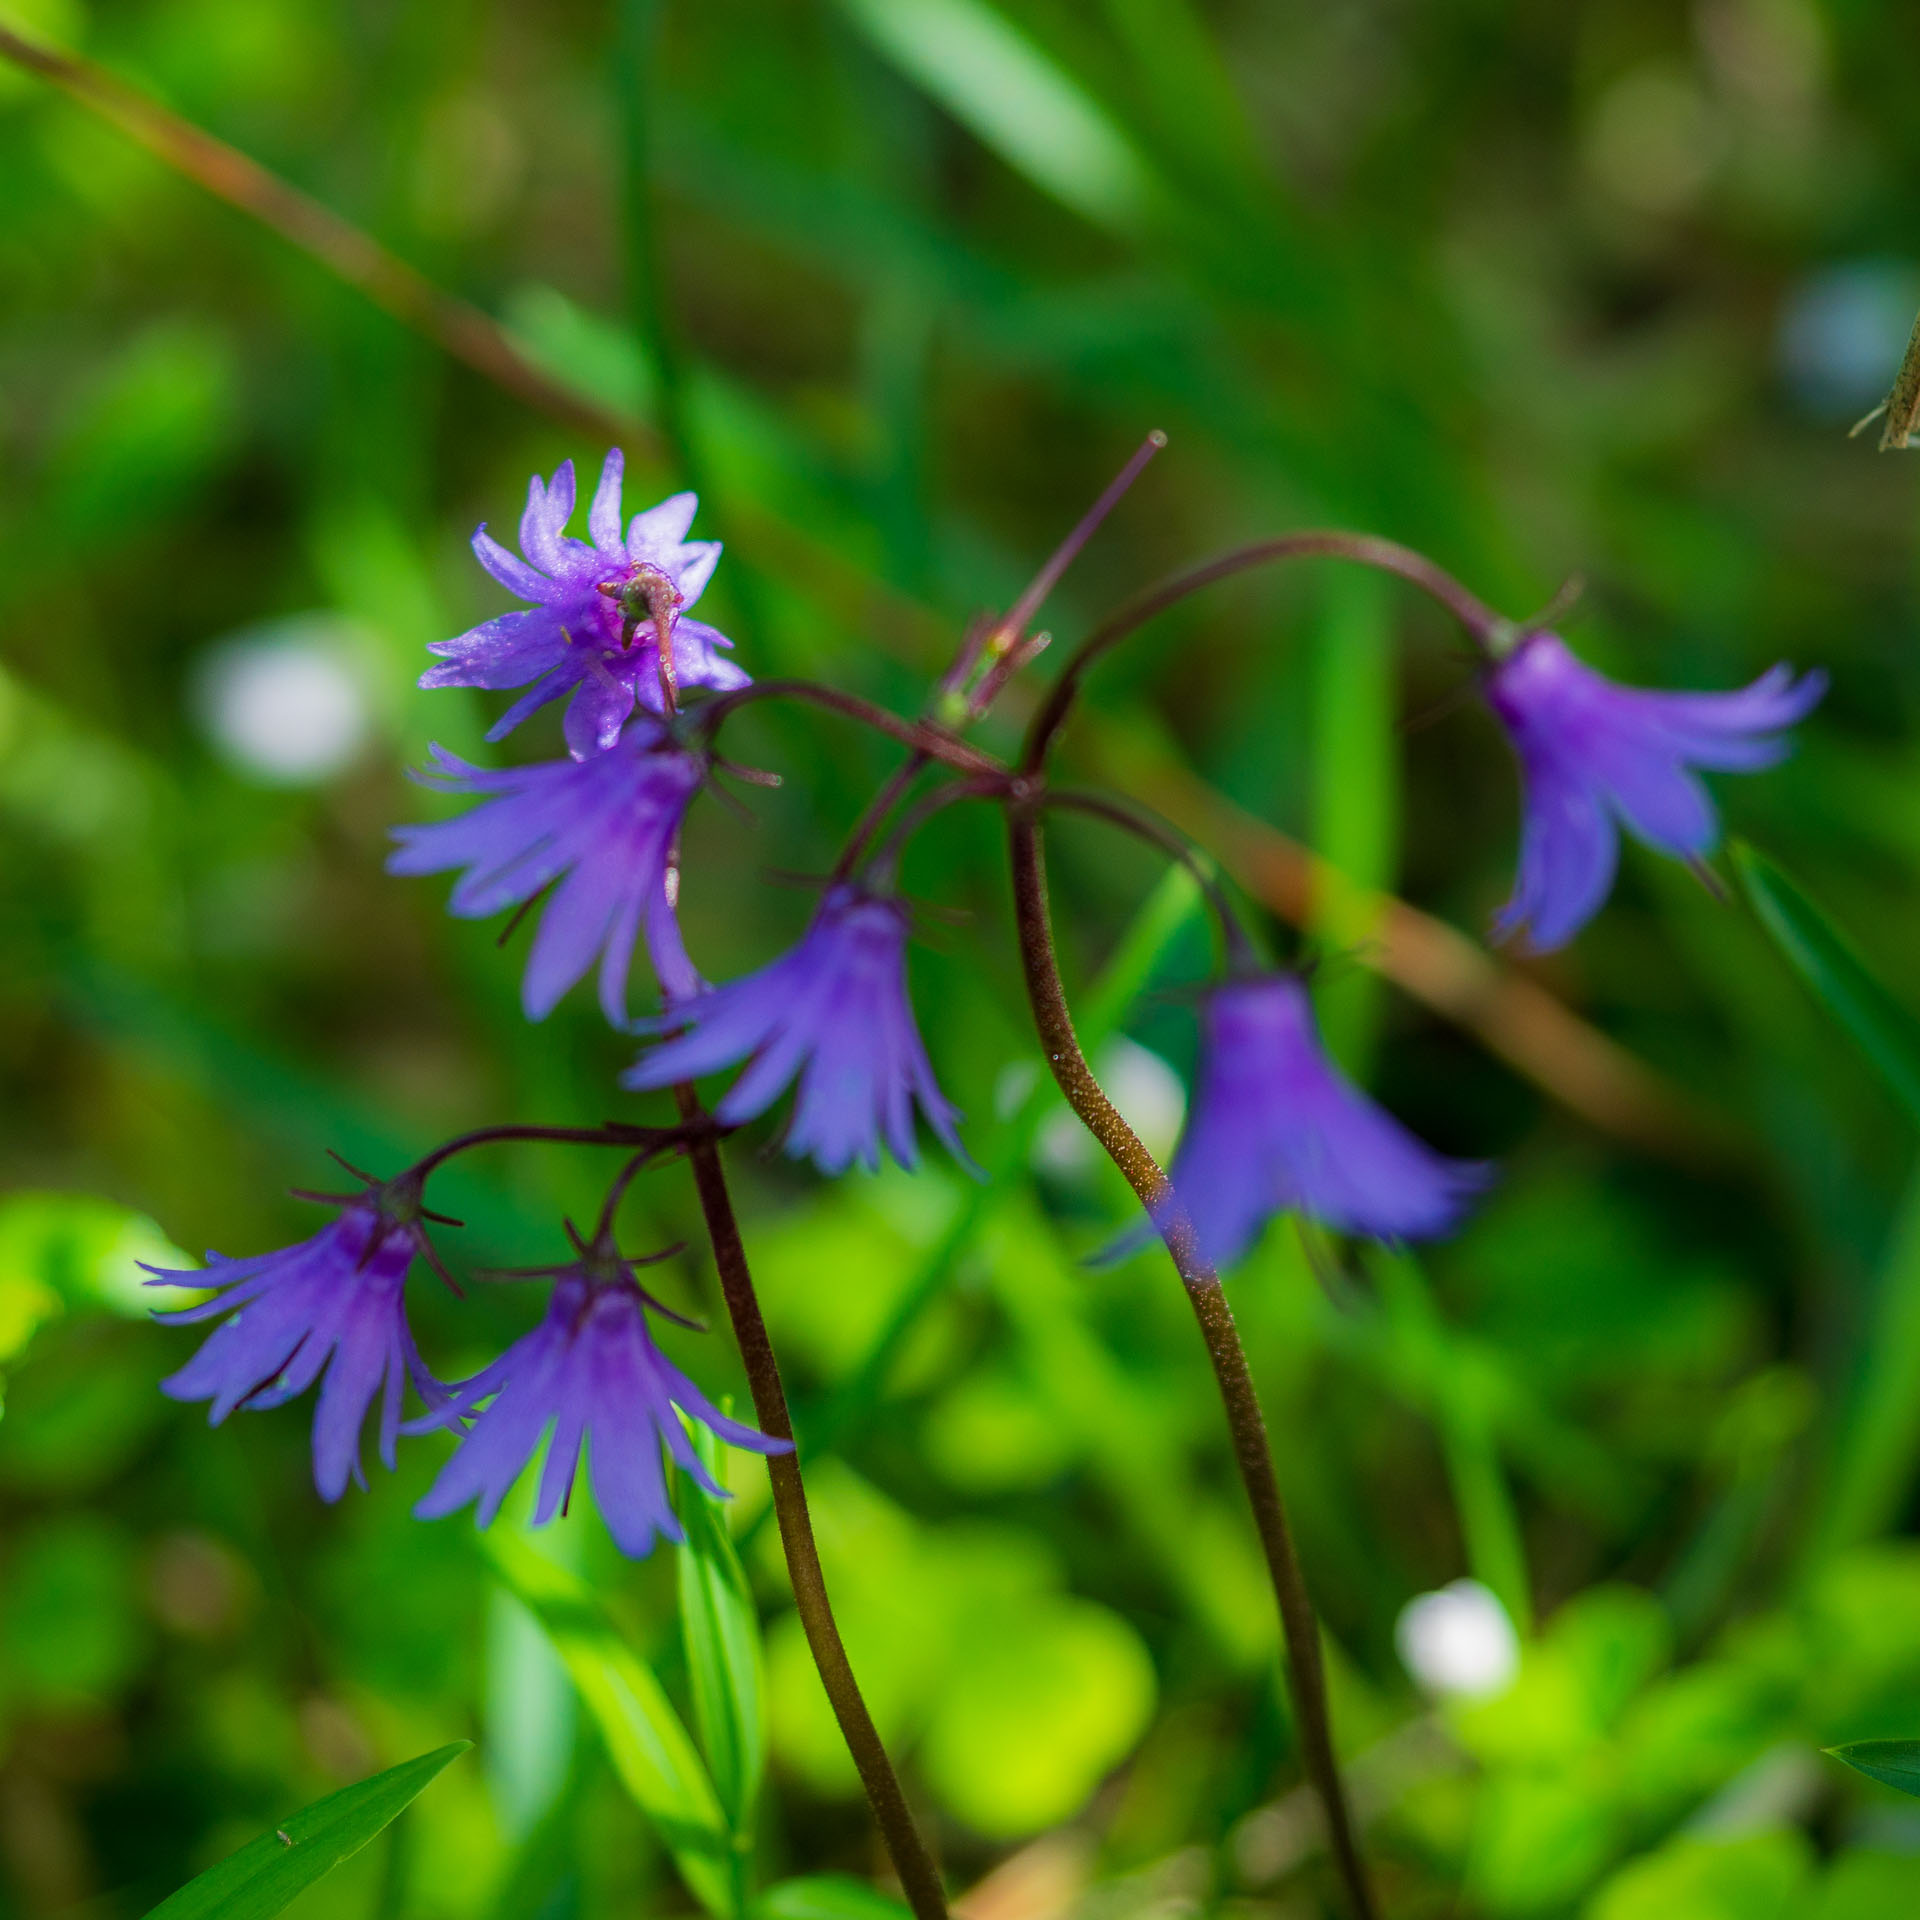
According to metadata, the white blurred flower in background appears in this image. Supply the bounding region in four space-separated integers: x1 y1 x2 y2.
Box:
192 614 375 785
1395 1579 1520 1701
1034 1035 1186 1176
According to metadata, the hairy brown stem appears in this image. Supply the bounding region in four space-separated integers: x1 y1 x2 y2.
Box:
675 1090 949 1920
1006 809 1377 1920
1022 532 1504 774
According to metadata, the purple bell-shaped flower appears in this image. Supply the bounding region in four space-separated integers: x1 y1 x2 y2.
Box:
407 1232 787 1560
1117 973 1487 1270
1483 631 1825 950
387 718 704 1024
622 883 967 1175
146 1175 449 1502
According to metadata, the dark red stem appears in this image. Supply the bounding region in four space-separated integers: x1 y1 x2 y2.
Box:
1022 532 1505 774
698 681 1005 778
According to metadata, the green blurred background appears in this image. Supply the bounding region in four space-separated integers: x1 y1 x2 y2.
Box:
9 0 1920 1914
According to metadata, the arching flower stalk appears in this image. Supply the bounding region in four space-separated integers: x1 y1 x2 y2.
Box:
154 434 1837 1920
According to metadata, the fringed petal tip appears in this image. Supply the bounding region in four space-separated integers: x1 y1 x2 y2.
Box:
1349 1157 1497 1248
139 1260 205 1287
1484 634 1829 948
396 742 488 792
949 1136 988 1183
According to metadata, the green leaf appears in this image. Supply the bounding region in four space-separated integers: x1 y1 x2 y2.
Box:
1585 1829 1813 1919
917 1587 1156 1837
141 1742 469 1920
1827 1739 1920 1796
834 0 1160 233
677 1414 767 1843
1732 840 1920 1123
502 284 654 422
0 1189 193 1362
481 1532 735 1919
757 1876 912 1920
1097 0 1267 194
1801 1174 1920 1570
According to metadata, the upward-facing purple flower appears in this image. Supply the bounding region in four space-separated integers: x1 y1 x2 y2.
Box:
1484 632 1826 950
387 718 704 1024
146 1195 444 1503
407 1250 787 1560
424 451 748 759
1120 974 1487 1270
621 883 967 1175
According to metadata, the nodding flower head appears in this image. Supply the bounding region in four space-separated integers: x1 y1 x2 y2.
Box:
407 1232 788 1560
621 882 969 1177
423 450 749 758
1110 973 1488 1271
145 1172 448 1503
1483 631 1826 951
387 717 706 1024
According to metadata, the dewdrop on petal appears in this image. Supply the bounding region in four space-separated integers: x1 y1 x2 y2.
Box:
1394 1579 1520 1701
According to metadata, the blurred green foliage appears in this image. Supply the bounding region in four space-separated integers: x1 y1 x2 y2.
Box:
9 0 1920 1916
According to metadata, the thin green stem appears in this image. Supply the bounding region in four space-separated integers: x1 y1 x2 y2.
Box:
675 1089 950 1920
1371 1251 1531 1632
1006 807 1377 1920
